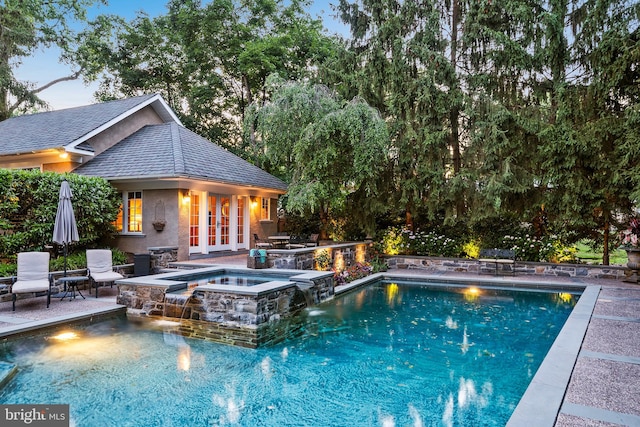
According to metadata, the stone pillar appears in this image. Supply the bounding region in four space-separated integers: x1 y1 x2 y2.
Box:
147 246 179 273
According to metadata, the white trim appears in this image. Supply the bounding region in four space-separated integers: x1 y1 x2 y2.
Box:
67 94 183 152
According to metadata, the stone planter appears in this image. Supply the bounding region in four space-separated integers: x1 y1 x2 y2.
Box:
152 221 166 231
624 248 640 283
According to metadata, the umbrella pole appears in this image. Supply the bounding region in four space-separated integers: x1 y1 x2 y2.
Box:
63 244 68 277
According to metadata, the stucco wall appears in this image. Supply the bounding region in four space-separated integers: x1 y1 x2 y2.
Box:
115 189 180 257
249 197 279 247
87 106 163 156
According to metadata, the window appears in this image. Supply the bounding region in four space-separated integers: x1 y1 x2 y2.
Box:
127 191 143 232
260 197 270 221
113 191 142 234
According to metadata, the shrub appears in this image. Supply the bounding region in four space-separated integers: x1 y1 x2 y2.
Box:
334 262 373 287
314 249 332 271
368 241 388 272
501 234 557 262
379 226 464 257
0 170 121 258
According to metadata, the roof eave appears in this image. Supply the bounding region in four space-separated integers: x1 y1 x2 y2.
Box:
77 173 287 193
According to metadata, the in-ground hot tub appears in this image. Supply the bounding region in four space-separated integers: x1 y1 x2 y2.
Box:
115 266 334 348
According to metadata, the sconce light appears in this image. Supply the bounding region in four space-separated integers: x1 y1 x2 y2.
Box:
182 190 191 204
58 150 69 159
250 196 258 209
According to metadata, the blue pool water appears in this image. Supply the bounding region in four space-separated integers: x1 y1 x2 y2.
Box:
183 272 293 288
0 281 577 426
205 273 272 286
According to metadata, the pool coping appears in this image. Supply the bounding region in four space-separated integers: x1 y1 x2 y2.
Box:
0 306 127 342
117 265 334 296
336 271 599 427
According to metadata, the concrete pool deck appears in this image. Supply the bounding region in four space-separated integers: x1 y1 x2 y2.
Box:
0 254 638 426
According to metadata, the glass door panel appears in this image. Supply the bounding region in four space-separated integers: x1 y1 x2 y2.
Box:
208 195 217 246
207 194 232 251
237 197 245 244
189 193 200 247
220 197 230 245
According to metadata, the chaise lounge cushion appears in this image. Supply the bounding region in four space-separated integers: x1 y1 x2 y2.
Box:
11 251 52 311
12 252 51 293
89 270 124 282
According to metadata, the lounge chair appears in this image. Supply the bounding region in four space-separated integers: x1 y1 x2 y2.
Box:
253 233 273 249
11 252 53 311
87 249 124 298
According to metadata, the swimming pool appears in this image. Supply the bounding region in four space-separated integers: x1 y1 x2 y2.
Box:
0 280 578 426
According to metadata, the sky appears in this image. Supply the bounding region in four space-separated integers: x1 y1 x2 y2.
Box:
16 0 348 111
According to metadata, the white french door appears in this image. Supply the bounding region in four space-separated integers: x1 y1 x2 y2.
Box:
189 192 248 254
207 194 231 251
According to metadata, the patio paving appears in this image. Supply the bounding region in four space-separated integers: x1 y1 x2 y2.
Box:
0 256 638 426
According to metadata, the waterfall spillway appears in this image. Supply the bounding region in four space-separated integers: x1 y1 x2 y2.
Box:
163 293 192 320
295 282 316 307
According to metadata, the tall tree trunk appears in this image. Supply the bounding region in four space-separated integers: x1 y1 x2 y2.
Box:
449 0 465 216
603 217 610 266
319 204 330 240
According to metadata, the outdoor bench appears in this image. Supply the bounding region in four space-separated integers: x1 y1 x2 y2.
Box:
478 248 517 275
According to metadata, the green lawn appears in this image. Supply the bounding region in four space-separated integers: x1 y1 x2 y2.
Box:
574 240 628 266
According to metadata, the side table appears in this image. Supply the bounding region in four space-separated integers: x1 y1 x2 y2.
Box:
57 276 88 301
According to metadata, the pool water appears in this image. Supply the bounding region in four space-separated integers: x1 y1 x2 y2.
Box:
168 273 291 295
183 272 292 288
207 273 277 286
0 281 577 426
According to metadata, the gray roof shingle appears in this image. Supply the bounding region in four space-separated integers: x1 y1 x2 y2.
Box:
75 122 288 192
0 94 160 155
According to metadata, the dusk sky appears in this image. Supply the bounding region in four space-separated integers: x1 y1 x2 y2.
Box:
16 0 347 111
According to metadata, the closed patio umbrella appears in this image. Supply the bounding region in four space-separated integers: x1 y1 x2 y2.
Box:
52 179 79 276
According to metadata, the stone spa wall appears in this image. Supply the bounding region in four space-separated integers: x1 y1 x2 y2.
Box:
117 267 334 348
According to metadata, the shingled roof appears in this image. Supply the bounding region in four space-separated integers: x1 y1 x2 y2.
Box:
75 122 287 191
0 94 176 155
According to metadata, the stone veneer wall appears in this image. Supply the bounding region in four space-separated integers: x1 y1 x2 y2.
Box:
387 255 631 280
267 242 369 270
148 246 179 273
120 274 334 348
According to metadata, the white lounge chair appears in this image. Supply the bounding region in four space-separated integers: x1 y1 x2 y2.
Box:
87 249 124 298
11 252 52 311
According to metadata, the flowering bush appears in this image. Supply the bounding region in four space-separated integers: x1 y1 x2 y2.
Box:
334 262 373 286
380 227 462 257
501 234 557 262
620 218 640 249
377 225 570 262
